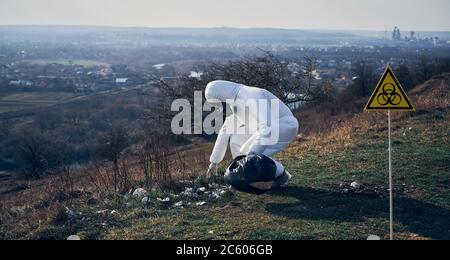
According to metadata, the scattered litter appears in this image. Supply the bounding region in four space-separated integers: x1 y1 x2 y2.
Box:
67 235 81 240
132 188 148 198
157 197 171 203
196 201 207 206
219 189 227 196
367 235 381 240
350 182 361 189
141 196 151 204
197 187 207 194
185 187 194 193
343 188 350 193
181 187 199 198
210 183 220 189
209 191 220 199
95 209 117 215
208 230 214 234
174 201 184 208
62 207 82 222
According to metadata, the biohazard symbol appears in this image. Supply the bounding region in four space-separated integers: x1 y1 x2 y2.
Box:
377 83 402 106
365 66 415 111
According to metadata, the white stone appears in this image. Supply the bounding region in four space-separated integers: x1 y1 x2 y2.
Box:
67 235 81 240
367 235 381 240
350 182 361 189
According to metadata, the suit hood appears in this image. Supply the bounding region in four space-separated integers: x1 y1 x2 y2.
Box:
205 80 244 103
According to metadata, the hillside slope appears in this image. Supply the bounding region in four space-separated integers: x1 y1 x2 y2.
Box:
86 75 450 240
1 75 449 240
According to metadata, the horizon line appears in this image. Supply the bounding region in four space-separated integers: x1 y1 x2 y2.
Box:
1 24 450 33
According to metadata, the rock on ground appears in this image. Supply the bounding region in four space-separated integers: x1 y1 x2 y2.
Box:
67 235 81 240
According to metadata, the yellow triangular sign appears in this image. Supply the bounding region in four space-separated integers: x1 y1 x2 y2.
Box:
365 66 415 111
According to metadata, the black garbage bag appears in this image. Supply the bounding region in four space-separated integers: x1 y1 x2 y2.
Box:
224 154 277 195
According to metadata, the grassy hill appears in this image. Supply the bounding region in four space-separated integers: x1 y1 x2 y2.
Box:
1 75 449 240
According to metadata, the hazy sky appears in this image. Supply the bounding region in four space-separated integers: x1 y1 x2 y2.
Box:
1 0 449 31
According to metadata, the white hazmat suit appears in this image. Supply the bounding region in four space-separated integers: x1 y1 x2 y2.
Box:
205 80 299 178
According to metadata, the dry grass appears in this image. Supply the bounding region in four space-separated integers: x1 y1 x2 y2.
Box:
0 139 212 239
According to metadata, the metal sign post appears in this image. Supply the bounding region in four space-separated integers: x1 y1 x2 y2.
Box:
388 111 393 240
365 66 415 240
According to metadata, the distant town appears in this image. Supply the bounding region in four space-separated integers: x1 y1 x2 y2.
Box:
1 26 449 94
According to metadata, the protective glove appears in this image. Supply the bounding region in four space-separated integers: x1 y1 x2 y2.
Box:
207 163 218 177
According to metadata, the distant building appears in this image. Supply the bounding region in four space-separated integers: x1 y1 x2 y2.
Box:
9 80 33 87
392 27 402 41
189 71 203 79
153 64 166 70
115 78 129 84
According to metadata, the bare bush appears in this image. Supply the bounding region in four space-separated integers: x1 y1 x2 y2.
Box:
17 130 49 179
139 52 330 117
351 60 376 97
102 125 130 193
137 132 175 191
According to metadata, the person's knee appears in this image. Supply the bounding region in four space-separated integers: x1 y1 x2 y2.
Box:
289 118 299 132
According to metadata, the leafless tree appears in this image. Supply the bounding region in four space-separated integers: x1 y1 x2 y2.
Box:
17 130 49 179
102 125 129 192
416 55 433 83
138 52 330 130
352 60 376 97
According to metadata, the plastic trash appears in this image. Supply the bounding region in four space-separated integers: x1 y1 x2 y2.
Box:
132 188 147 198
224 154 277 195
209 191 220 199
157 197 171 202
141 196 150 204
181 188 198 198
174 201 184 208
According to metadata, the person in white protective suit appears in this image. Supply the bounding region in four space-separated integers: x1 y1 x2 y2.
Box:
205 80 299 188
